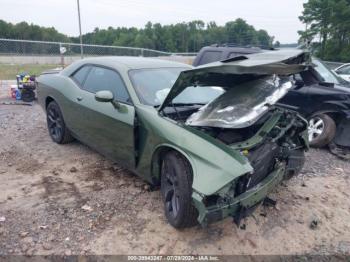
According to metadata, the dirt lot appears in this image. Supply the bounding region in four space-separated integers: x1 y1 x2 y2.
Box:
0 86 350 256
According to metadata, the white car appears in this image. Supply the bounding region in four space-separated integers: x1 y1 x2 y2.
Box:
334 63 350 82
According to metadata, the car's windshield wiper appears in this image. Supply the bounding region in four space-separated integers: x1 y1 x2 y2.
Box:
168 102 206 107
275 102 299 111
154 102 205 110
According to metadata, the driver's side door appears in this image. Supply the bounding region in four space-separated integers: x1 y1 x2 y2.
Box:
69 65 135 169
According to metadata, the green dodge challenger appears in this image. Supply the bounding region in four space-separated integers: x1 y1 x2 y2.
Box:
37 49 309 228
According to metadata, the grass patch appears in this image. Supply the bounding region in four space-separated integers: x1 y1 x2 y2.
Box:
0 64 58 80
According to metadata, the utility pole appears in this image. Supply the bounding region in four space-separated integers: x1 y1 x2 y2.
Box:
77 0 83 58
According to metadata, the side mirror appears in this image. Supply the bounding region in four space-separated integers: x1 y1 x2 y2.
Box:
95 90 114 102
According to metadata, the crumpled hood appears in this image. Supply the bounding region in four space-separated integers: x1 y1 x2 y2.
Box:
186 75 293 128
158 49 310 119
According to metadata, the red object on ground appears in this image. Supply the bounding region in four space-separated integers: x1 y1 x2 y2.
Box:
10 86 17 99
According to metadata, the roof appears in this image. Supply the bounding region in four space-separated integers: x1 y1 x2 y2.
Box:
78 56 189 70
61 56 191 78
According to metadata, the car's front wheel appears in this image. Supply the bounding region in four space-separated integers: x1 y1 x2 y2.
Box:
46 101 74 144
160 151 198 228
308 114 336 148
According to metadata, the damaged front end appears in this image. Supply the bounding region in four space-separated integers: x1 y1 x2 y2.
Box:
191 108 308 225
159 49 310 225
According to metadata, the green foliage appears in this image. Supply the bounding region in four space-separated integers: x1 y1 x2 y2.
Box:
0 19 274 53
299 0 350 62
0 20 69 42
72 19 274 52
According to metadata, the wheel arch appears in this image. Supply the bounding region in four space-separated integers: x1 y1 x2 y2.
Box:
310 110 346 126
150 144 195 186
45 96 55 110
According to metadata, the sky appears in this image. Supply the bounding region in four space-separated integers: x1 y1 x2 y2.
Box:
0 0 307 43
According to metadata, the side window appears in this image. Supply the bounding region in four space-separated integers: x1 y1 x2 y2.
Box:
83 66 131 104
199 51 222 65
337 65 350 75
72 66 91 85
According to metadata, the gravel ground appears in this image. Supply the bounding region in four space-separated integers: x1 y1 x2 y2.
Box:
0 86 350 256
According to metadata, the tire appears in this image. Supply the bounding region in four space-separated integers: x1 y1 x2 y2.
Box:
46 101 74 144
308 114 336 148
160 151 198 228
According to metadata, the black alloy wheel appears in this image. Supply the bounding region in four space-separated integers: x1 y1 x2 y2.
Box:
162 158 181 218
46 101 74 144
160 151 198 228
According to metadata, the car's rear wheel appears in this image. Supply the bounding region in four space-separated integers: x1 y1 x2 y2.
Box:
160 151 198 228
308 114 336 148
46 101 74 144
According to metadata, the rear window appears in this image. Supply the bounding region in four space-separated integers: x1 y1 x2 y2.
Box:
199 51 222 64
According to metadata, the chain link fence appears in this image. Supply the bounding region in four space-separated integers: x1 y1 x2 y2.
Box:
0 38 173 57
0 38 196 79
0 38 197 68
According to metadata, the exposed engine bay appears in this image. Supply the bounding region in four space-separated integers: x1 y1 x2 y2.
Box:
166 102 307 193
202 108 306 184
164 99 308 224
189 108 308 225
162 73 308 191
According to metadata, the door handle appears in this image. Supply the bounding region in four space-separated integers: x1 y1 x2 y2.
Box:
76 96 83 101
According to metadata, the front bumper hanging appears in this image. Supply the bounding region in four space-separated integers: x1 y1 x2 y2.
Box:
192 163 286 226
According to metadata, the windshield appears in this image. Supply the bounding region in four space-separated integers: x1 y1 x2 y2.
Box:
129 68 224 106
312 58 342 85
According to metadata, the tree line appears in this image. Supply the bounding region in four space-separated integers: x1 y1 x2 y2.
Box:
75 20 273 52
299 0 350 62
0 20 70 42
0 19 273 54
